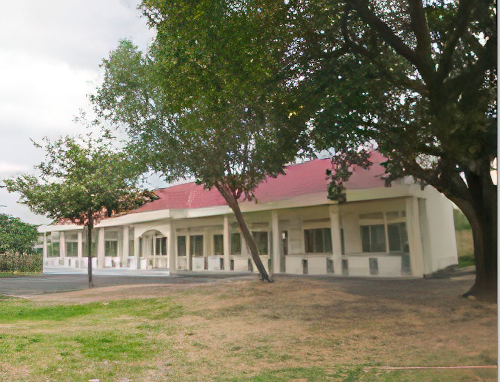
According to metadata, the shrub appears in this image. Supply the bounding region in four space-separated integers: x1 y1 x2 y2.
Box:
0 252 42 273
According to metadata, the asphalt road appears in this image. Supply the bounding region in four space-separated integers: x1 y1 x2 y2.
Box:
0 273 252 296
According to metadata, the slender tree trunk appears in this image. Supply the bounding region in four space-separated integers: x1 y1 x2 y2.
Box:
215 184 272 282
454 166 497 302
87 209 94 288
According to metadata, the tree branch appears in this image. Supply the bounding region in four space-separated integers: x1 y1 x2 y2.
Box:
349 0 418 66
436 0 475 81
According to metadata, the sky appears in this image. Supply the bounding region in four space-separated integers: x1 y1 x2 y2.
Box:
0 0 157 225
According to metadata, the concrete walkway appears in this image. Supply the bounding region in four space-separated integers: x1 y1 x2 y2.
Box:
43 266 171 277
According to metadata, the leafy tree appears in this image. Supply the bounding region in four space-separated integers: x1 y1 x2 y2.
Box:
287 0 497 300
2 134 157 287
122 0 497 299
0 214 38 255
91 1 305 282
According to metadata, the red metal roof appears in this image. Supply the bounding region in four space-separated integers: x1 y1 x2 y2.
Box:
133 151 387 213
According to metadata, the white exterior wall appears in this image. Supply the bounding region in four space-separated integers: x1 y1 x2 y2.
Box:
38 183 457 278
415 187 458 274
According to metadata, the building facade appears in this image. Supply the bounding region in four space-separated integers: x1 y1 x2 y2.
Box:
39 154 458 277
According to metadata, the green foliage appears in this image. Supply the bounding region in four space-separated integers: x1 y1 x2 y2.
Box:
0 214 38 255
2 134 154 225
91 3 308 281
0 252 42 273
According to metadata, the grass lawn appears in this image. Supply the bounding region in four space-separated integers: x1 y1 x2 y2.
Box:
456 230 474 269
0 276 496 381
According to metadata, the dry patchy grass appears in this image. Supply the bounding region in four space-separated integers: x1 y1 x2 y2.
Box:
1 275 497 381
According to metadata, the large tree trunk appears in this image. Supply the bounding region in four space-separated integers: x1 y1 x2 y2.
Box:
215 184 272 282
454 164 497 302
87 209 94 288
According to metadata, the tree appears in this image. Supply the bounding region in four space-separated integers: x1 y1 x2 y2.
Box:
125 0 497 298
91 2 305 282
0 214 38 255
271 0 496 299
2 133 157 287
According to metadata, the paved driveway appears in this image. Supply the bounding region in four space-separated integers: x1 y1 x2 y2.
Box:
0 272 252 296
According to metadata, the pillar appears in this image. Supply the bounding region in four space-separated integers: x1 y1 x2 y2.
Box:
59 231 66 260
271 210 280 274
186 233 191 270
223 216 230 271
42 233 47 272
97 227 105 268
133 232 140 270
77 231 83 259
329 204 343 275
168 222 176 274
406 197 425 277
122 226 129 265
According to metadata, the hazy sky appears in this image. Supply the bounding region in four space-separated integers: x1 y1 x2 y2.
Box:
0 0 156 224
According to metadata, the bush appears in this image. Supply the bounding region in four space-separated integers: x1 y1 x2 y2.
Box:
453 209 471 231
0 252 42 273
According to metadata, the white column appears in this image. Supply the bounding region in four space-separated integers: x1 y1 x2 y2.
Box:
186 233 191 271
223 216 230 271
272 210 280 275
406 197 425 277
42 233 47 272
77 231 83 259
133 232 140 269
168 222 176 273
122 226 129 265
59 231 66 260
97 227 105 268
329 204 343 275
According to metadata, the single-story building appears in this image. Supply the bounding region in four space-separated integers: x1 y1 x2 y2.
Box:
39 152 458 277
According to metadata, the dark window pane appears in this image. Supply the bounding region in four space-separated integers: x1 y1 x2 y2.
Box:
252 232 268 255
324 228 332 253
314 229 324 252
213 235 223 255
304 230 313 253
231 233 241 254
190 235 204 257
388 224 401 252
371 225 386 252
177 236 186 256
361 226 370 252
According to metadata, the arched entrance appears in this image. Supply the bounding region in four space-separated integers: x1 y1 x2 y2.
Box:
139 229 169 269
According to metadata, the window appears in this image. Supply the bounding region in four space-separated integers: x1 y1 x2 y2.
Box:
47 232 60 257
231 233 241 255
156 237 167 256
105 241 118 257
213 235 223 255
66 242 78 257
304 228 332 253
359 211 409 254
361 225 386 252
387 223 408 253
190 235 204 257
177 236 186 256
252 232 268 255
47 242 60 257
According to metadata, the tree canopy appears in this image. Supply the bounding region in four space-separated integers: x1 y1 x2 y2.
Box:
0 214 38 255
281 0 497 299
90 1 311 281
2 133 157 286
